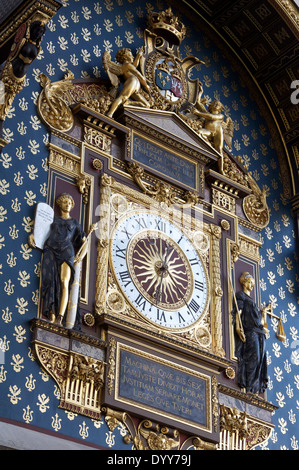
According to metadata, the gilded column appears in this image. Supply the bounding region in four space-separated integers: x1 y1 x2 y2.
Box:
95 174 114 315
210 224 225 357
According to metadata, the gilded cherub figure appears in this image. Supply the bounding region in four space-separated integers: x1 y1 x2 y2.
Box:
103 48 151 117
191 83 234 172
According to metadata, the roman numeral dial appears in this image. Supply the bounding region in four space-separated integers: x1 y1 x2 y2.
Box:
110 210 209 331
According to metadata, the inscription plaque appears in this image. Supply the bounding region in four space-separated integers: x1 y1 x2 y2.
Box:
116 345 211 430
132 134 197 190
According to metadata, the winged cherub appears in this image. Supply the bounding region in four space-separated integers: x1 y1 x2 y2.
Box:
191 83 234 171
103 48 151 117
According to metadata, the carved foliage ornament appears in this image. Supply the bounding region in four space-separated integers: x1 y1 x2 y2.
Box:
37 71 113 132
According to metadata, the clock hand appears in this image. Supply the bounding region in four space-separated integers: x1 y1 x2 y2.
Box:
147 236 173 272
154 270 165 305
154 242 174 305
163 241 173 266
148 237 163 262
167 269 196 320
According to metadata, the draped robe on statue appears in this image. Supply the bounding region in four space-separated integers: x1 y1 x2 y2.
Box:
41 216 85 322
232 291 268 394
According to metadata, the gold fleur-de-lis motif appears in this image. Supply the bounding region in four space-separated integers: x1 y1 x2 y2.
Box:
0 234 5 249
13 171 23 186
0 206 7 221
26 164 38 180
1 307 12 324
0 335 10 352
8 385 22 404
22 216 33 233
15 297 28 315
23 405 33 424
24 190 36 206
25 374 36 391
39 370 50 382
18 270 30 287
65 411 77 420
4 280 14 295
51 413 62 432
6 252 17 268
92 418 104 429
0 366 7 383
36 394 50 413
0 179 10 195
34 262 41 277
32 289 39 305
79 421 89 440
28 347 35 362
11 198 21 213
105 430 115 448
13 325 27 343
53 384 61 400
0 152 12 169
20 243 32 260
9 225 19 239
11 354 24 372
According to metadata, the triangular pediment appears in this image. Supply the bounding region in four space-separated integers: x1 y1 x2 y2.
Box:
121 106 221 163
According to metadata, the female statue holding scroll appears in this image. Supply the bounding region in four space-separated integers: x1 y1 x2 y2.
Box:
231 272 271 395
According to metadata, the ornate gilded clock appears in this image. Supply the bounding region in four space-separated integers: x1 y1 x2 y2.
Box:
109 209 209 331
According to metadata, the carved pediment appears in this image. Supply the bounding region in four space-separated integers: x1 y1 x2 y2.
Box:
121 105 220 164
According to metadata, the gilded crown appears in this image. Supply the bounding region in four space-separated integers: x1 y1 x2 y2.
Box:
148 8 187 46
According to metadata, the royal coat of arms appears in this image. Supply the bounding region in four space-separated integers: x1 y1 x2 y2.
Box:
155 59 183 99
141 8 204 113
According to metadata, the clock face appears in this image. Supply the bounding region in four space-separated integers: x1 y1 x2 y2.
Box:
110 210 209 330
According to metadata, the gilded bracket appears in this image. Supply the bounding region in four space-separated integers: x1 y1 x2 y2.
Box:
102 406 216 450
34 342 105 420
219 404 273 450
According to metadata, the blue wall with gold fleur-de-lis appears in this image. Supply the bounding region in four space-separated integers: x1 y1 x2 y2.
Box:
0 0 298 450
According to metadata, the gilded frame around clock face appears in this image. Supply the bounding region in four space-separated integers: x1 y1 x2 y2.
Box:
109 208 210 332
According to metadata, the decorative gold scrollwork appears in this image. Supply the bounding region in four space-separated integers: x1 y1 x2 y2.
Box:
243 173 270 229
127 162 200 206
137 421 180 450
38 71 75 131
